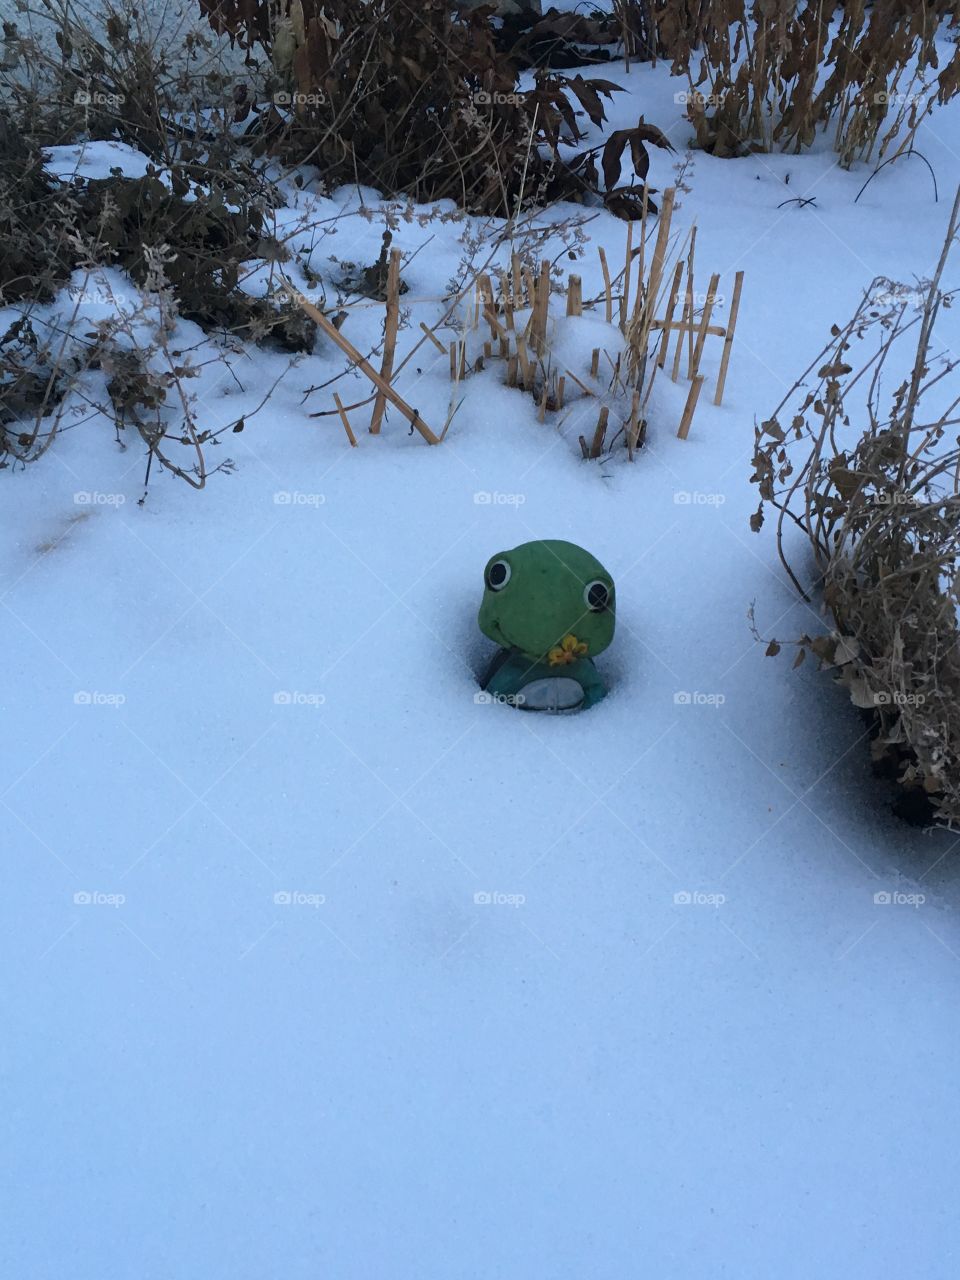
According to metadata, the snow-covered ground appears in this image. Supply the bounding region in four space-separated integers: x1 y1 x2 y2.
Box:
4 31 960 1280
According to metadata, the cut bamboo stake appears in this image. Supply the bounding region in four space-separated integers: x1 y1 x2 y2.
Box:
522 266 535 309
690 271 720 379
657 260 685 368
292 286 440 445
637 184 650 288
333 393 358 447
530 260 551 355
370 247 401 435
557 375 566 409
713 270 744 406
511 254 522 304
479 274 498 338
506 354 518 387
676 374 704 440
449 341 457 380
598 247 613 323
515 334 533 388
672 270 692 382
563 367 597 398
481 303 510 343
499 271 514 329
626 388 642 460
590 406 609 457
685 227 697 373
646 187 676 314
654 319 726 338
419 321 446 354
590 348 600 378
620 221 634 330
566 275 582 317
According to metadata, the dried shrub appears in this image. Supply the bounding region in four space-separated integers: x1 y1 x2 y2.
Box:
651 0 960 165
197 0 663 217
751 189 960 829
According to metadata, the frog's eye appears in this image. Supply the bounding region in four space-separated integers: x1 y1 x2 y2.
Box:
486 559 511 591
584 580 611 611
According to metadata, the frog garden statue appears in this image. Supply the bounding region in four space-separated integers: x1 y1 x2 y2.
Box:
478 539 615 713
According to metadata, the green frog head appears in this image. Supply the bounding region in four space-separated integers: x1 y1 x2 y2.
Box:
478 539 615 665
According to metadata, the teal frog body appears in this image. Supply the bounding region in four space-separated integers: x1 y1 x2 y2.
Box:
478 540 615 713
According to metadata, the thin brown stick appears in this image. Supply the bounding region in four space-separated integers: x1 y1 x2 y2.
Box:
677 374 705 440
370 248 401 435
656 260 686 368
691 271 721 379
620 221 634 330
598 246 613 324
563 368 597 398
591 405 609 457
419 321 446 353
714 270 744 406
333 393 358 447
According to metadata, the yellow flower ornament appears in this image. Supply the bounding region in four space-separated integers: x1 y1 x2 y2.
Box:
547 634 589 667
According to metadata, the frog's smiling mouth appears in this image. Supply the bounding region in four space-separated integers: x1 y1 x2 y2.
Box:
488 618 518 650
489 617 588 663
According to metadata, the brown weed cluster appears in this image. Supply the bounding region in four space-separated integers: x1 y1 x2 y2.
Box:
198 0 658 216
650 0 960 165
751 191 960 829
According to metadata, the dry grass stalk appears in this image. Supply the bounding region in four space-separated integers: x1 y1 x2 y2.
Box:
599 247 613 323
370 248 402 435
620 221 634 329
333 393 358 447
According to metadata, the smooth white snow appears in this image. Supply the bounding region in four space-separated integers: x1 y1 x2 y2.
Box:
4 38 960 1280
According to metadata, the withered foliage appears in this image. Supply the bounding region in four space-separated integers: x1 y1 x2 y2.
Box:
751 191 960 830
197 0 665 216
649 0 960 165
